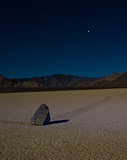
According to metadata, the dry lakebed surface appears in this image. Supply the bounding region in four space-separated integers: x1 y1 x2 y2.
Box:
0 89 127 160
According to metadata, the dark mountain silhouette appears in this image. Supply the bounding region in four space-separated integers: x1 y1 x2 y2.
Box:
13 74 96 88
68 72 121 88
0 72 127 92
0 75 15 87
110 72 127 87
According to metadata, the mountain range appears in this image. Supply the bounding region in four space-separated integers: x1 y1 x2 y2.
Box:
0 72 127 92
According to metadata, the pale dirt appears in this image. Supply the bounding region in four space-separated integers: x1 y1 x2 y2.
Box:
0 89 127 160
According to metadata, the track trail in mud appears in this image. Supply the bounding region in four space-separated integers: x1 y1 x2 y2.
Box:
55 96 111 120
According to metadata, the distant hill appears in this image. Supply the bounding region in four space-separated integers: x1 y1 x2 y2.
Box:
7 74 92 88
71 72 122 88
0 74 96 89
110 72 127 87
0 75 15 88
0 72 127 92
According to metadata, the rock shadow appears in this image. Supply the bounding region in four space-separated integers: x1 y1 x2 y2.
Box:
44 119 69 125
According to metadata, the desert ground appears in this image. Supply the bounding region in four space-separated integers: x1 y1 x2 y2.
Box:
0 89 127 160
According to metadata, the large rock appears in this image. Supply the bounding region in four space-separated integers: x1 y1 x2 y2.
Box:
30 104 50 126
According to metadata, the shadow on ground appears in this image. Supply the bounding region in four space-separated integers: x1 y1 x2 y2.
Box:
0 119 69 126
45 119 69 125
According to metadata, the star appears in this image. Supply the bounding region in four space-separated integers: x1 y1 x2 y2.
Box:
74 43 78 46
90 51 94 54
87 30 90 33
106 56 109 59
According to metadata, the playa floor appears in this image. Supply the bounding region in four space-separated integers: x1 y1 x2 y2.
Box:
0 89 127 160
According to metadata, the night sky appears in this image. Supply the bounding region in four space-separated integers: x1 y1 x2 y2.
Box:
0 0 127 78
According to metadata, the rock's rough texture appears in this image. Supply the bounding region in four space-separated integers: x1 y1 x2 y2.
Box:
30 104 50 126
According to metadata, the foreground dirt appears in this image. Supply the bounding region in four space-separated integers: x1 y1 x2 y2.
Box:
0 89 127 160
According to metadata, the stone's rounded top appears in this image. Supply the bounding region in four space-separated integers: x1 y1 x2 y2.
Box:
39 104 49 110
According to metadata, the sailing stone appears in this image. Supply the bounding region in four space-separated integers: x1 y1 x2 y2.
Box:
30 104 50 126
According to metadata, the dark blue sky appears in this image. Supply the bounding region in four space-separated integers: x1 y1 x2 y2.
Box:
0 0 127 78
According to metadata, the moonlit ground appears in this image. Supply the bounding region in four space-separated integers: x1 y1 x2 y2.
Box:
0 89 127 160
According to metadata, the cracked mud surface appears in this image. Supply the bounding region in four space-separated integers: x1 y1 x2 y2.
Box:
0 89 127 160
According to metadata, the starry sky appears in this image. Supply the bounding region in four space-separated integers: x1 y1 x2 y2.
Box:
0 0 127 78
